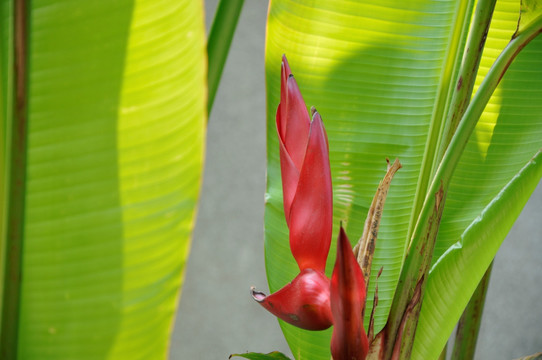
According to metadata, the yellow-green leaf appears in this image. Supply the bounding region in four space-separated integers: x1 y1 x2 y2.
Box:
1 0 206 358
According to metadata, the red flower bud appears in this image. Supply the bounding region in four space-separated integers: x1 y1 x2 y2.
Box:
276 55 332 272
251 269 333 330
252 55 333 332
330 226 369 360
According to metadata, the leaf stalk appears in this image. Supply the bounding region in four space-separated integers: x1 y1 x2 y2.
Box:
451 262 493 360
384 12 542 360
207 0 245 115
1 0 28 358
436 0 497 163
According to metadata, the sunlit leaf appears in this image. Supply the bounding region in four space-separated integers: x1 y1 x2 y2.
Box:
264 0 542 359
414 0 542 357
1 0 206 358
516 0 542 35
265 0 463 358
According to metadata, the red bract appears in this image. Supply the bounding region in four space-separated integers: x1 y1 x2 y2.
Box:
330 226 369 360
251 269 332 331
251 55 334 331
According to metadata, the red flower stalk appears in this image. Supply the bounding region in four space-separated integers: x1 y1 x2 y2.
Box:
251 55 333 330
330 226 369 360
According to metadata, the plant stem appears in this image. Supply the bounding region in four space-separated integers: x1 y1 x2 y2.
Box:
431 14 542 193
436 0 497 164
451 262 493 360
390 185 447 360
438 344 447 360
207 0 245 115
1 0 28 358
384 14 542 360
407 0 474 246
432 2 496 356
385 0 496 355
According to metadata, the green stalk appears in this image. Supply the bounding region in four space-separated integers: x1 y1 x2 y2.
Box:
385 0 496 355
436 0 497 164
384 14 542 360
436 3 497 355
207 0 244 115
438 345 447 360
407 0 474 247
1 0 28 358
451 262 493 360
0 0 15 307
424 14 542 210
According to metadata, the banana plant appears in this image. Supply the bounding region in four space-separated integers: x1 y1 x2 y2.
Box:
0 0 209 358
240 0 542 359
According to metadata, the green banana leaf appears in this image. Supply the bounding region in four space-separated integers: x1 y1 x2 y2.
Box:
264 1 542 359
230 351 293 360
0 0 206 358
414 0 542 358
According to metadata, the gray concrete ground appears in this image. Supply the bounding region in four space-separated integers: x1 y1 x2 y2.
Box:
170 1 542 359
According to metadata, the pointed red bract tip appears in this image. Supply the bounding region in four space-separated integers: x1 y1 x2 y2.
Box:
251 269 333 331
284 75 311 170
330 226 369 360
282 54 291 77
277 56 325 241
278 55 310 173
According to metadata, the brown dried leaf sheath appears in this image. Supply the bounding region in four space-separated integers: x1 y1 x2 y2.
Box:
353 158 402 290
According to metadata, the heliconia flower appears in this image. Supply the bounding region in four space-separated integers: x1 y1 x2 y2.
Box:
330 225 369 360
276 55 332 272
251 55 334 331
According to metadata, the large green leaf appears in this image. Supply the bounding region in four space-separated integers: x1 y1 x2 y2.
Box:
432 0 542 263
264 0 542 359
0 0 206 358
414 0 542 358
415 151 542 359
265 1 462 358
